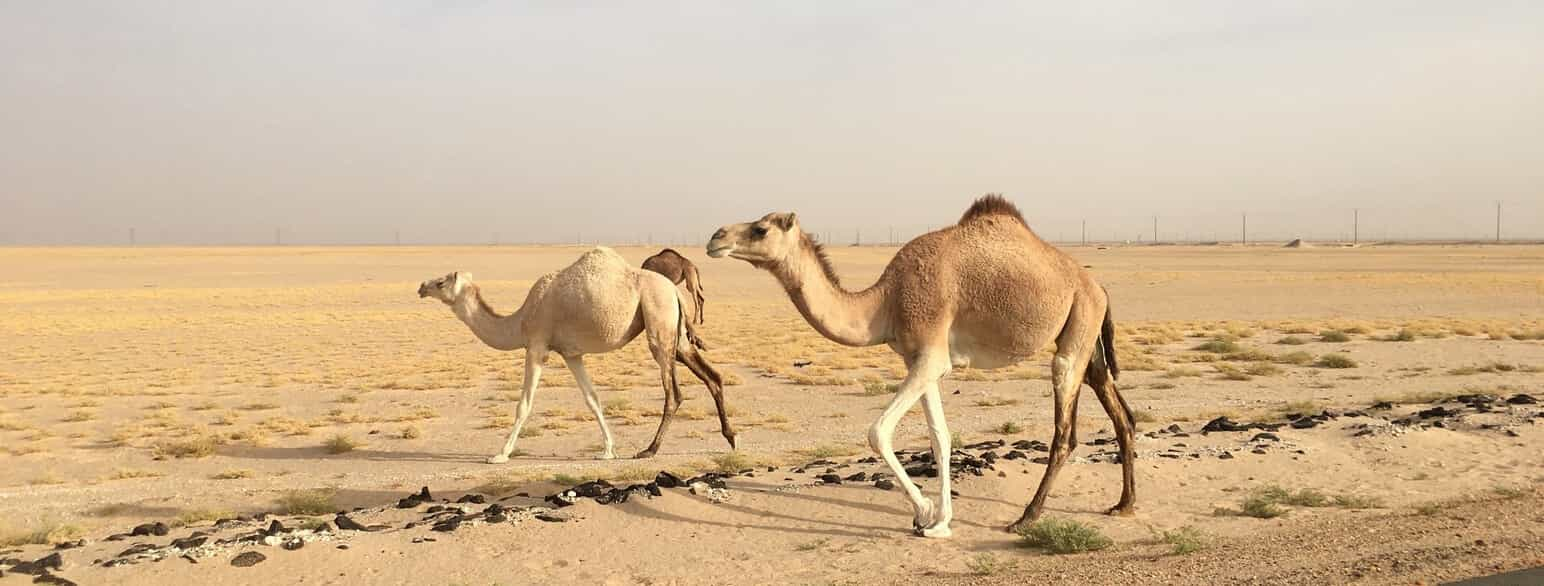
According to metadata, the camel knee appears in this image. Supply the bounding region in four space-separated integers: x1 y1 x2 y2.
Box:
867 423 889 454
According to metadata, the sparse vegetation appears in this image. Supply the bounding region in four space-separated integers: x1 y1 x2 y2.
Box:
399 424 422 439
1192 338 1241 354
712 452 756 473
1015 517 1113 554
1218 484 1384 518
1319 330 1351 343
966 552 1012 575
275 488 337 515
993 421 1024 435
1380 329 1417 342
861 381 898 396
154 435 219 459
1160 526 1209 555
1275 336 1308 345
1315 354 1359 369
211 468 253 480
323 433 361 454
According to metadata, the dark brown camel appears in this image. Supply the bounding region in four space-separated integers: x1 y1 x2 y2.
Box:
642 248 706 324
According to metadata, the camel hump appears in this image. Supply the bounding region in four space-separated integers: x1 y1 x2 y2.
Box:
578 246 628 266
958 193 1027 227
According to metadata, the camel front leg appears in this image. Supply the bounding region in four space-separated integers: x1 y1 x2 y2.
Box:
868 353 949 537
1008 352 1088 531
490 348 545 464
566 355 616 460
918 384 953 538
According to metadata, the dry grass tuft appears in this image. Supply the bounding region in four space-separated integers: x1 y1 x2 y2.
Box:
275 488 337 515
323 433 362 454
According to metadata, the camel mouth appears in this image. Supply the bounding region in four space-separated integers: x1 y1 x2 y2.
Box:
706 245 733 258
416 283 432 298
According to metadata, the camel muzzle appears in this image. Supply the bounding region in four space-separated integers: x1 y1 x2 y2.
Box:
416 283 431 298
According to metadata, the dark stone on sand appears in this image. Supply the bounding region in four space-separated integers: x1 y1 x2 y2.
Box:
230 551 266 568
425 505 447 514
431 517 461 533
1290 417 1321 429
32 572 78 586
334 514 369 532
486 513 508 523
844 472 867 482
1251 447 1268 454
1251 432 1280 442
337 544 350 550
281 537 305 551
264 520 287 536
1031 456 1050 465
1417 406 1456 419
117 543 157 557
52 540 84 551
456 494 487 504
654 471 685 488
545 491 580 508
535 512 569 523
873 479 895 491
1370 401 1393 410
962 439 1005 450
1002 450 1026 461
1508 394 1537 405
1219 452 1234 460
103 533 130 542
8 553 64 575
171 536 208 550
572 481 614 498
130 522 169 537
818 474 842 485
396 498 422 509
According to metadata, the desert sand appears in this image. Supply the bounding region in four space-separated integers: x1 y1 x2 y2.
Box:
2 243 1541 585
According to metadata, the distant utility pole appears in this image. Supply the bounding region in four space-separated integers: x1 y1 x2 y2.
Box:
1152 216 1158 243
274 228 282 246
1496 201 1502 242
1081 219 1087 246
1241 212 1248 245
1352 209 1359 245
395 229 401 246
855 229 861 246
888 226 895 245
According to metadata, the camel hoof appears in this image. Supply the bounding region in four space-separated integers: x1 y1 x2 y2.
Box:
724 434 737 450
1106 504 1135 517
1005 522 1028 535
633 449 657 459
914 523 953 539
599 450 617 460
912 499 937 530
486 454 510 464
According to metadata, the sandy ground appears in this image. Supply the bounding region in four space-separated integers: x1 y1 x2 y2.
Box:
1 243 1542 585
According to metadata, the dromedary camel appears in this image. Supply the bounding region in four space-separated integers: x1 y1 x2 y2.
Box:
642 248 706 324
417 247 734 462
705 195 1135 538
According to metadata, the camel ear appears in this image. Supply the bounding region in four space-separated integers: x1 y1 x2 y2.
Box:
451 272 471 295
769 212 798 231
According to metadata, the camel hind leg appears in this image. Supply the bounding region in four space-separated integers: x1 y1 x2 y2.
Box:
677 343 735 449
1007 299 1101 532
684 264 706 324
1086 345 1136 515
635 281 684 459
566 355 617 460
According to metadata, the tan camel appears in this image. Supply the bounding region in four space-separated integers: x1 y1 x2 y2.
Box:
642 248 707 324
705 195 1135 538
417 247 734 462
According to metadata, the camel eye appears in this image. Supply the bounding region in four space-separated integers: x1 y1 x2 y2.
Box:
751 226 769 238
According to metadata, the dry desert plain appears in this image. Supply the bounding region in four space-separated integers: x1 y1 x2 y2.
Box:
2 243 1542 585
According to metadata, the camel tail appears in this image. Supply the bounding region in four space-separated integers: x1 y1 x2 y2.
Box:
1100 299 1119 382
676 296 708 352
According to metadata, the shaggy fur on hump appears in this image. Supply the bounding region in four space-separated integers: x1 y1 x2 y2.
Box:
958 193 1028 227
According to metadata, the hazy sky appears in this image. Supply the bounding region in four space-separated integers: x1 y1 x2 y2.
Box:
2 1 1541 245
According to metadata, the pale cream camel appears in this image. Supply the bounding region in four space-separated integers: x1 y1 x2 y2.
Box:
418 247 734 462
705 195 1135 538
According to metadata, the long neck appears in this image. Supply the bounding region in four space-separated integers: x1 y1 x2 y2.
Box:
449 285 526 351
766 237 890 347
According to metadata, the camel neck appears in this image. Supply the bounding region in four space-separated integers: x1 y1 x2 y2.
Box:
450 285 526 351
770 239 889 347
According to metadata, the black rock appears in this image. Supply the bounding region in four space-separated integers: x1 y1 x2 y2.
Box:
1164 424 1183 434
32 572 78 586
1290 417 1321 429
280 537 305 551
844 472 868 482
654 471 685 489
103 533 131 542
1202 417 1244 433
334 514 369 532
396 497 423 509
683 474 728 489
644 483 663 497
486 513 508 523
171 536 208 550
1218 452 1234 460
1251 447 1268 454
416 487 432 501
545 491 580 508
1251 432 1280 442
1002 450 1026 461
456 494 487 504
117 543 157 557
572 480 614 498
1031 456 1050 465
873 479 895 491
1417 406 1456 419
1370 401 1394 410
8 553 64 575
903 465 937 478
534 512 569 523
431 517 461 532
817 474 842 485
264 520 287 536
793 360 812 367
425 505 447 514
337 544 350 550
130 522 170 537
1507 394 1537 405
52 540 85 551
962 439 1005 450
230 551 266 568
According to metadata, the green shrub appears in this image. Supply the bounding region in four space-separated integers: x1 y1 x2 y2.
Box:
1015 518 1113 554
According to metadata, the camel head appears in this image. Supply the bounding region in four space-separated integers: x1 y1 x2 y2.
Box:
417 271 471 304
706 212 802 265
